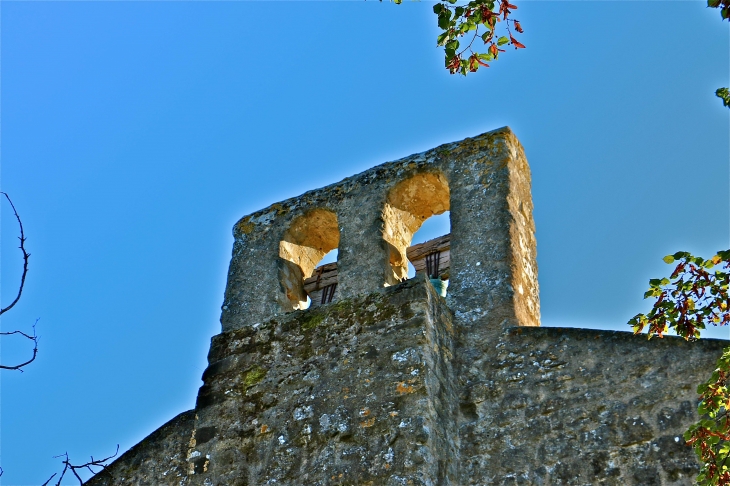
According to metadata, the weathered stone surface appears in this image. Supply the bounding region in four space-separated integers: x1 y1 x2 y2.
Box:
191 276 458 486
456 326 727 485
222 126 539 334
84 128 727 485
88 292 726 485
85 410 195 485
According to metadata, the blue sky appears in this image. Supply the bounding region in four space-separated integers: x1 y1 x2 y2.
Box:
0 1 728 483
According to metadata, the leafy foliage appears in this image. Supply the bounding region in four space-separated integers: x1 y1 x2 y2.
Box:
630 251 730 485
430 0 525 75
717 88 730 108
707 0 730 108
708 0 730 21
685 347 730 486
629 251 730 340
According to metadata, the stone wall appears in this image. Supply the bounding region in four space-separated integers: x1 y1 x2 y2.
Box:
456 326 727 485
191 276 458 486
86 410 194 486
87 282 726 485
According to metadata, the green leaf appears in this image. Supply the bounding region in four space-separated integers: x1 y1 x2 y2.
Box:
663 255 675 264
455 6 464 16
497 36 509 46
717 87 730 108
433 3 444 13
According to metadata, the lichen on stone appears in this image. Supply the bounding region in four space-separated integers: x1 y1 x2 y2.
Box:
241 365 267 389
300 312 324 331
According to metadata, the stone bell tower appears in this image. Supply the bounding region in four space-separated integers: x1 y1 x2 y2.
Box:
87 128 725 486
186 126 539 485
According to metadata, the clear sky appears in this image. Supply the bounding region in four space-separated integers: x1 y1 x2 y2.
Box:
0 1 728 484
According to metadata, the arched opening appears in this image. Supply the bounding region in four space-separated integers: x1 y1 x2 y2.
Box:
383 172 450 288
278 209 339 311
407 212 450 278
303 249 338 309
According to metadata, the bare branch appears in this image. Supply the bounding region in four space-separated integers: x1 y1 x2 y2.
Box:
40 472 57 486
0 193 38 371
0 192 30 316
0 319 39 372
42 446 119 486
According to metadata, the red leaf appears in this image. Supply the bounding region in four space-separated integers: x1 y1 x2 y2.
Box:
467 54 478 72
482 7 495 23
477 59 490 67
446 54 461 74
501 0 518 19
514 20 523 33
510 35 526 49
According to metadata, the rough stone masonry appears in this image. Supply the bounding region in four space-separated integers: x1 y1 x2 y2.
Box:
87 127 727 485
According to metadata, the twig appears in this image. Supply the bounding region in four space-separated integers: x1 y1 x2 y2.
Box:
0 319 40 371
41 445 119 486
0 193 39 371
0 192 30 316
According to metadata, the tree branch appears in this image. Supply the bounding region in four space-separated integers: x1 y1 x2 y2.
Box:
0 319 39 371
0 192 30 316
41 445 119 486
